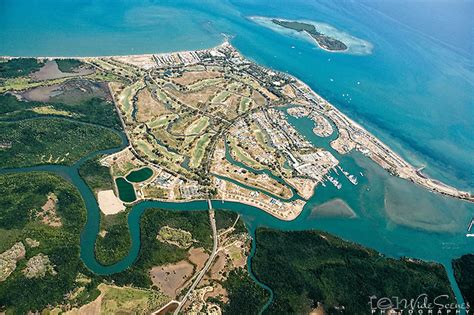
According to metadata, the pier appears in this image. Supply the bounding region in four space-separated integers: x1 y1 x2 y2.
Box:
467 219 474 237
337 165 358 185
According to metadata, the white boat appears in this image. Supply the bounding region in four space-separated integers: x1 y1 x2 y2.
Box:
338 165 358 185
326 175 342 189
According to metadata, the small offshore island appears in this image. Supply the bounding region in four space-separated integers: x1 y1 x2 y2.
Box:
271 19 348 51
0 42 472 313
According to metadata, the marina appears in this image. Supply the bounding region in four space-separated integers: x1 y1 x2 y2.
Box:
326 174 342 190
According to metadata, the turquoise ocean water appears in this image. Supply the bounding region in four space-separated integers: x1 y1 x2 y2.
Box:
1 0 473 308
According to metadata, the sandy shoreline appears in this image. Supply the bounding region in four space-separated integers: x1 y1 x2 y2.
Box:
0 40 228 59
303 30 349 53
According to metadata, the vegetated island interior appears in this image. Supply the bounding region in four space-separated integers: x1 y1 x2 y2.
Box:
271 19 348 51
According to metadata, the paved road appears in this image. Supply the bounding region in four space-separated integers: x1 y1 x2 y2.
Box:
174 199 218 314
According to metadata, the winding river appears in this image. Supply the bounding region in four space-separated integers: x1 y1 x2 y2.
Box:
1 115 473 313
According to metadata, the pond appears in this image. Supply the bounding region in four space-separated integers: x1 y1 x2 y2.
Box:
125 167 153 183
115 177 137 202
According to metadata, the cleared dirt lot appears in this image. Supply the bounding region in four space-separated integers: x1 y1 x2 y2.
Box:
150 260 194 298
97 190 126 215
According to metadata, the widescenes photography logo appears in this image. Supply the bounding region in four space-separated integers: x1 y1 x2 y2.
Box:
369 294 470 314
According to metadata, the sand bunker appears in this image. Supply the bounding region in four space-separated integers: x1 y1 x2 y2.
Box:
97 190 126 215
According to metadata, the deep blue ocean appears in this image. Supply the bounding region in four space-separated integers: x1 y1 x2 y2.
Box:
1 0 473 307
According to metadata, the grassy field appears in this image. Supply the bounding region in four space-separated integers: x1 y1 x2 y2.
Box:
212 91 231 103
118 85 133 116
252 228 455 314
99 284 169 313
169 113 198 135
0 76 69 93
0 172 101 313
134 139 192 179
157 226 193 248
117 81 145 121
151 128 179 149
239 97 252 113
155 88 168 102
228 138 265 170
251 124 274 153
148 114 178 129
190 134 210 168
136 138 182 163
0 118 122 169
31 105 75 117
188 78 223 91
185 116 209 135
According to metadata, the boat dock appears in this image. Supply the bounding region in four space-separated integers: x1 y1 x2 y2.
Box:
337 165 358 185
467 218 474 237
326 174 342 189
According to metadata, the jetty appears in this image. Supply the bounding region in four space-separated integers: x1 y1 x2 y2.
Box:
467 219 474 238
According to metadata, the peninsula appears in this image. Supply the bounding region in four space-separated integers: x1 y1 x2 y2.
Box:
1 42 472 223
0 41 471 315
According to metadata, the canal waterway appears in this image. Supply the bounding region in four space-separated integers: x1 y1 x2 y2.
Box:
1 114 472 311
